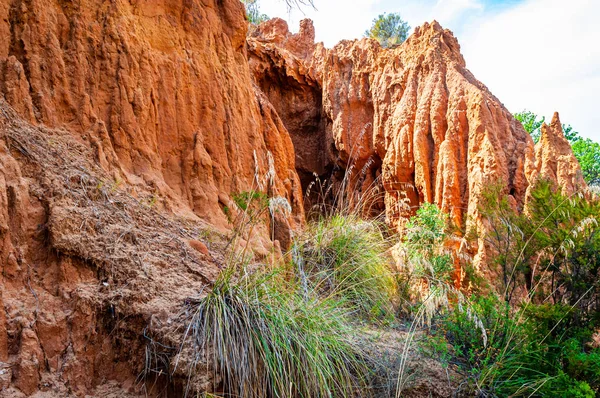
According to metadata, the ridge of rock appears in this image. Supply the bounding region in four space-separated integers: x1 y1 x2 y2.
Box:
531 112 586 195
0 1 303 395
0 0 304 230
248 17 586 272
249 18 545 231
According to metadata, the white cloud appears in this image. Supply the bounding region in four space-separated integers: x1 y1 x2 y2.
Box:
460 0 600 141
430 0 484 25
257 0 600 141
258 0 379 45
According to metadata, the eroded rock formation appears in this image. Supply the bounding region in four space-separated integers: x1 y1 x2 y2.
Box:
0 0 303 396
249 19 544 233
248 17 586 285
530 112 586 196
0 101 224 396
248 19 335 202
0 0 303 230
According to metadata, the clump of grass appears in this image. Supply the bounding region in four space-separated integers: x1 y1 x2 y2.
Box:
179 267 370 398
294 214 397 321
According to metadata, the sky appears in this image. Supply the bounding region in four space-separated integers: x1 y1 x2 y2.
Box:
258 0 600 142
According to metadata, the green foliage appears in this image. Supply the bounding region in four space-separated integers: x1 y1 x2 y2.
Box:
418 332 451 366
296 215 396 321
430 180 600 396
562 123 581 142
398 203 456 322
525 180 600 323
566 346 600 388
364 13 410 48
478 182 533 302
405 203 447 247
572 138 600 185
403 203 453 283
232 190 268 212
515 110 545 143
182 268 369 397
241 0 270 25
430 293 600 397
480 179 600 321
545 374 595 398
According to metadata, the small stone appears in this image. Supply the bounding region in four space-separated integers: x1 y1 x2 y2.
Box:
189 240 209 256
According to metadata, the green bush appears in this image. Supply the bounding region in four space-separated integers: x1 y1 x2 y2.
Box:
427 181 600 396
397 203 457 323
364 13 410 48
525 180 600 324
431 295 600 397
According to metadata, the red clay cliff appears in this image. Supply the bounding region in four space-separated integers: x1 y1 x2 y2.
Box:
0 2 586 395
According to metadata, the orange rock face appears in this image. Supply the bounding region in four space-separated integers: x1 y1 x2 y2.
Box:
530 112 586 196
248 19 335 204
249 20 543 232
0 0 303 229
0 0 303 395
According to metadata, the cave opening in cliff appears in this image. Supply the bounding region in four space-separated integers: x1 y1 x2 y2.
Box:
250 63 341 213
249 50 387 219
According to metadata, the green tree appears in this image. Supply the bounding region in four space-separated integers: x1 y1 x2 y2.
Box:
572 138 600 185
562 123 581 142
514 110 545 143
241 0 270 25
514 110 600 185
364 13 410 48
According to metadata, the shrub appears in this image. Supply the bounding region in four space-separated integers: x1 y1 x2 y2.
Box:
364 13 410 48
418 180 600 396
525 180 600 325
397 203 457 323
430 295 599 397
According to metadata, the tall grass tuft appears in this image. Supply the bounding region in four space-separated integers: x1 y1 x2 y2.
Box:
180 268 370 398
295 214 397 320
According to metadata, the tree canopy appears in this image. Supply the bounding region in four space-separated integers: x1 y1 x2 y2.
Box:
514 110 545 143
572 138 600 185
241 0 270 25
364 13 410 48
